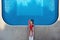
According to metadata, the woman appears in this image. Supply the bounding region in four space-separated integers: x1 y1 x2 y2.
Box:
28 19 34 40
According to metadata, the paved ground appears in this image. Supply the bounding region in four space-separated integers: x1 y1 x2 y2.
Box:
35 21 60 40
0 21 60 40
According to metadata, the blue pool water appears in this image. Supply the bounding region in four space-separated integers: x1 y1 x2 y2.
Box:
2 0 58 25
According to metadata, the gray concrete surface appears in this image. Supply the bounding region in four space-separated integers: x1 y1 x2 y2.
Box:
0 26 28 40
0 21 60 40
35 21 60 40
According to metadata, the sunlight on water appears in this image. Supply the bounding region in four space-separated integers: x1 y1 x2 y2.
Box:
48 0 55 11
5 0 15 13
36 0 44 7
16 0 31 6
36 0 55 11
5 0 55 13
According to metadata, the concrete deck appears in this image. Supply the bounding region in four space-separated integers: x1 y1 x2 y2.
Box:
0 21 60 40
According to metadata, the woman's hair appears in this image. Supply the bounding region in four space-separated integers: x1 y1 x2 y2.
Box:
30 19 34 24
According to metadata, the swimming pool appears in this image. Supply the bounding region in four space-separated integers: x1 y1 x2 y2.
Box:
2 0 58 25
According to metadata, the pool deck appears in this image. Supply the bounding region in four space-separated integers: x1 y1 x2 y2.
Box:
0 21 60 40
